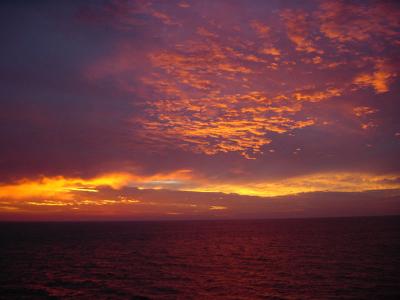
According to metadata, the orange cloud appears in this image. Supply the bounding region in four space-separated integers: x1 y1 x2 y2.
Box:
353 60 395 93
1 170 399 219
293 87 342 103
85 0 399 161
197 27 218 38
0 170 194 201
0 173 131 200
317 1 400 44
138 92 317 158
280 10 319 53
187 172 400 197
250 20 270 37
150 10 179 26
353 106 378 117
260 47 281 57
209 205 227 210
361 122 377 130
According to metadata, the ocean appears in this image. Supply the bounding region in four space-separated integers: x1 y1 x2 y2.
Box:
0 216 399 299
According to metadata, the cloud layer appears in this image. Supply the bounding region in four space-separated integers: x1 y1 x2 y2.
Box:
0 0 400 219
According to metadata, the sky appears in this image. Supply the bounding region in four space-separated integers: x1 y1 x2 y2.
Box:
0 0 400 220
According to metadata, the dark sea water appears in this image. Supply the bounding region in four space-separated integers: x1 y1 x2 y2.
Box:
0 216 399 299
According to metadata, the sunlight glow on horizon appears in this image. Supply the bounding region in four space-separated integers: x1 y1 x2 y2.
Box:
1 171 399 201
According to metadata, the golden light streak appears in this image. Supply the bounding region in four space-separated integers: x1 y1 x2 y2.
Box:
1 171 399 217
185 172 400 197
0 170 192 202
1 170 399 206
0 173 132 200
209 206 228 210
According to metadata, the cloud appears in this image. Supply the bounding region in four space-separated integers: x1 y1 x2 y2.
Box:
185 172 400 197
138 92 320 158
250 20 270 37
353 106 378 117
317 1 400 44
3 170 399 207
280 9 320 54
1 0 400 220
1 185 399 220
260 47 281 57
79 0 400 163
0 169 198 201
0 173 132 200
209 205 228 210
293 87 342 102
353 60 396 93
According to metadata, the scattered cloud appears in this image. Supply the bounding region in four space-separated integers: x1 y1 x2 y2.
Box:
353 106 378 117
250 20 270 37
281 9 320 54
353 60 396 93
1 0 400 219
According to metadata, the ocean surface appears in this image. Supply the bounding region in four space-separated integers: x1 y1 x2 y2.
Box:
0 216 399 299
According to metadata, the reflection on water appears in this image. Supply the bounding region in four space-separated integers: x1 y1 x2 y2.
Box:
0 216 399 299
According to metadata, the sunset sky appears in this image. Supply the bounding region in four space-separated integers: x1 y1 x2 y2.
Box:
1 0 400 220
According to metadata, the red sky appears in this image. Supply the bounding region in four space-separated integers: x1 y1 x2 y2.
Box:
1 0 400 220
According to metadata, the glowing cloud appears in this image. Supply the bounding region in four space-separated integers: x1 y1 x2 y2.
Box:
0 173 132 200
353 61 395 93
186 172 400 197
